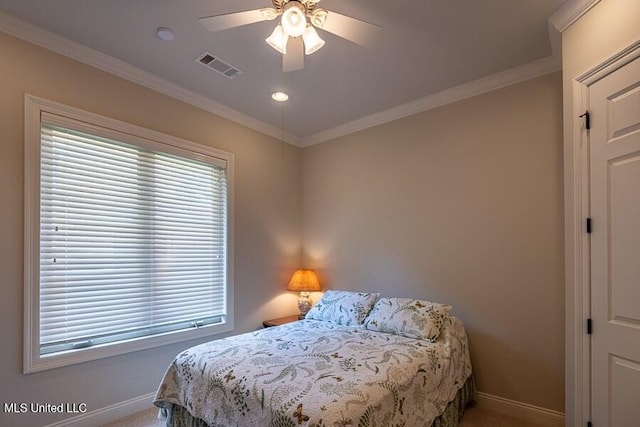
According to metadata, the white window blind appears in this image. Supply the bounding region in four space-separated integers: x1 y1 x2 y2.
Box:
38 119 228 355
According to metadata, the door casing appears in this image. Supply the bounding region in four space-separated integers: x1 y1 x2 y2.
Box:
566 40 640 427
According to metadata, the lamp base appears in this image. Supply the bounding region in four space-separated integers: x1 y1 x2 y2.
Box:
297 291 312 319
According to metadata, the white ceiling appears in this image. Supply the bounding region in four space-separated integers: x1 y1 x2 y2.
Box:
0 0 568 145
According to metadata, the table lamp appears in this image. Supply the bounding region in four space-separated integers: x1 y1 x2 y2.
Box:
287 269 321 319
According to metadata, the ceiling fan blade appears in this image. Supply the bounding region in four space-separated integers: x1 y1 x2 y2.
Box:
315 10 381 47
199 9 275 32
283 37 304 72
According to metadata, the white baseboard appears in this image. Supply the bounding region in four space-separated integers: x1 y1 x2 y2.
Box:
43 389 564 427
474 391 565 427
44 392 157 427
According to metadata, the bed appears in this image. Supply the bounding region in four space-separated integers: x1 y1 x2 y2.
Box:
153 292 474 427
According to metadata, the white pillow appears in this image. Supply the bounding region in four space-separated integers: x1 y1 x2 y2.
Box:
363 297 451 341
305 290 379 326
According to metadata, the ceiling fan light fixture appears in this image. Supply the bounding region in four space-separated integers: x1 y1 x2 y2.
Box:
281 1 306 37
198 1 381 72
266 24 288 54
302 25 324 55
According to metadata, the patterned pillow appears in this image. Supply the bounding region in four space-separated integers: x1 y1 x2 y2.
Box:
305 290 379 326
363 297 451 341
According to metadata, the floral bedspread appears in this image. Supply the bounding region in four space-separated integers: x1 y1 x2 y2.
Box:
153 316 472 427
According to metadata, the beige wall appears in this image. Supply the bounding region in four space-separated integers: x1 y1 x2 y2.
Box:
0 32 302 426
0 19 569 424
561 0 640 425
302 72 565 411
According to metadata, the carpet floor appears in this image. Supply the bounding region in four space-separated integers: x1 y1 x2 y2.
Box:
101 404 546 427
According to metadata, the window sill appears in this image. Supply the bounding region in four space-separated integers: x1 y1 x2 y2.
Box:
24 320 233 374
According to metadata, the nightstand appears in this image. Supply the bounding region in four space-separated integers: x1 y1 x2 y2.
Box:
263 315 301 328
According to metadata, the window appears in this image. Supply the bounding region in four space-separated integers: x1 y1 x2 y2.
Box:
24 96 234 372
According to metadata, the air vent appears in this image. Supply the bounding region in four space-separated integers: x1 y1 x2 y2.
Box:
195 52 242 79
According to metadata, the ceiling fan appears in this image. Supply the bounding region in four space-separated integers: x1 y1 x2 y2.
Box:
199 0 381 72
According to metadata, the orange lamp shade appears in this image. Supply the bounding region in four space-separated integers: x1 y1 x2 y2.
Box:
287 269 321 292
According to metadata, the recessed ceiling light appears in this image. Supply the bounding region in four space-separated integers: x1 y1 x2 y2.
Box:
272 92 289 102
155 27 175 41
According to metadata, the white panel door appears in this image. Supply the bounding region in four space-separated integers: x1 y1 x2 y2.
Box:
590 56 640 427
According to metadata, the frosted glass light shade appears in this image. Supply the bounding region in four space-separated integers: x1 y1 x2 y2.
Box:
302 26 325 55
265 24 288 54
281 2 306 37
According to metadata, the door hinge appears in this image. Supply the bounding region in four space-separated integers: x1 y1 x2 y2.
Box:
580 111 591 130
587 421 592 427
586 217 592 234
587 318 593 335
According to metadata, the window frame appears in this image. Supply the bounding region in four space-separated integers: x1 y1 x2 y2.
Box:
24 95 235 373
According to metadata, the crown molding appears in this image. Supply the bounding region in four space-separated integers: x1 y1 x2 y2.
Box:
549 0 601 33
547 20 562 60
300 54 561 147
0 11 300 146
